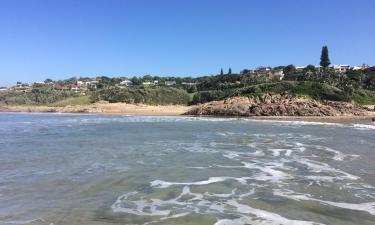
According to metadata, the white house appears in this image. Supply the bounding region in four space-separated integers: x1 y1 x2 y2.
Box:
351 64 369 71
0 87 8 92
117 80 133 87
331 64 350 73
142 80 158 86
165 81 176 86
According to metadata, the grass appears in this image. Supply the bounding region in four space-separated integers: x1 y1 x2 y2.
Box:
48 95 91 107
192 81 355 104
92 86 191 105
352 89 375 105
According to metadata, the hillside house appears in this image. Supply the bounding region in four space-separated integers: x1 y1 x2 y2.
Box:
117 80 133 88
165 81 176 86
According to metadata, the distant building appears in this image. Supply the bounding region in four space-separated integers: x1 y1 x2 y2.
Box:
0 87 8 92
77 81 84 86
13 82 32 92
86 80 99 89
70 85 80 93
296 66 305 71
165 80 176 86
142 80 158 86
53 83 70 91
116 80 133 88
272 69 284 80
351 64 369 71
241 67 284 80
331 64 350 73
181 82 197 86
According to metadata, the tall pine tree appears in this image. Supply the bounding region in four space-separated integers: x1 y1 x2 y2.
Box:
320 46 331 68
220 68 224 75
228 68 232 74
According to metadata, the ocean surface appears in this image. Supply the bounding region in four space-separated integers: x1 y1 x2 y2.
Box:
0 113 375 225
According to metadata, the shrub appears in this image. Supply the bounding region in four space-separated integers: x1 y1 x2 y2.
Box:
92 87 190 105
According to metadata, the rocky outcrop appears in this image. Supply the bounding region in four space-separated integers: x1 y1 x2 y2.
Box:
185 94 371 117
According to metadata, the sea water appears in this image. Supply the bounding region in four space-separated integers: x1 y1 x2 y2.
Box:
0 113 375 225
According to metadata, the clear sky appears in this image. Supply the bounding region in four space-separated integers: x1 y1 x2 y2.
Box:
0 0 374 86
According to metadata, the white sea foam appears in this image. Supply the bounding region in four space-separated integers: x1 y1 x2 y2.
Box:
242 162 292 183
295 158 358 181
274 189 375 215
310 145 359 161
352 124 375 130
113 186 323 225
150 177 249 188
246 119 375 131
0 218 47 225
220 200 325 225
248 119 345 128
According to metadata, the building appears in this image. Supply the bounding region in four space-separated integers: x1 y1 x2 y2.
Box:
0 87 8 92
70 85 80 93
296 66 306 71
142 80 158 86
351 64 369 71
53 83 70 91
13 82 32 92
85 80 99 89
272 69 284 80
116 80 133 88
181 82 197 86
331 64 350 73
165 80 176 86
241 67 284 80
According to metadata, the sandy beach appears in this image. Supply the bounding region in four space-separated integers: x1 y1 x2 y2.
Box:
0 102 192 116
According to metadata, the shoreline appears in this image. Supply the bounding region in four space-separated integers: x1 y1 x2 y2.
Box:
1 103 375 124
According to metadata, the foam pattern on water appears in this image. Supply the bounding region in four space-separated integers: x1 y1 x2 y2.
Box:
112 130 375 225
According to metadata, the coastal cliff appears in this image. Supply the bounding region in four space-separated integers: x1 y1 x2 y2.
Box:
185 94 373 117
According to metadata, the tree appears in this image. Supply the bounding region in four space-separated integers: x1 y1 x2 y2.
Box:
44 78 53 83
131 76 142 85
241 69 251 74
220 68 224 75
320 46 331 68
143 75 153 82
228 68 232 75
283 64 296 75
304 64 317 72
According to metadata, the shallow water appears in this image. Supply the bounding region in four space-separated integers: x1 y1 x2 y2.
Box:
0 113 375 225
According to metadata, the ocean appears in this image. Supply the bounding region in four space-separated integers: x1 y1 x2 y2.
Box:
0 113 375 225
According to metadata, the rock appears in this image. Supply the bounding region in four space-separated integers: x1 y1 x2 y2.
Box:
185 94 371 117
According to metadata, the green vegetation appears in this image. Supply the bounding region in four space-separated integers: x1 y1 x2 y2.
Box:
320 46 331 68
91 86 190 105
48 95 91 107
191 81 352 104
352 89 375 105
0 87 77 105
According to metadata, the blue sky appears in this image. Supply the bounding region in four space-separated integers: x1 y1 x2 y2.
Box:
0 0 374 86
